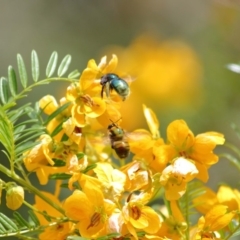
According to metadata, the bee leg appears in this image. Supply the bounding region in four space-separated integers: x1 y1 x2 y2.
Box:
105 82 111 98
101 84 105 98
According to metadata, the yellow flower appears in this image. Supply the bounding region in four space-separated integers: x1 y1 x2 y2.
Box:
128 105 169 173
23 134 69 184
166 119 225 182
39 95 71 142
62 117 83 145
160 157 198 200
122 192 161 239
93 162 126 201
23 134 54 171
192 186 218 214
191 205 235 240
193 185 240 215
121 160 150 191
79 55 118 96
64 181 116 238
66 85 106 127
66 55 124 128
156 218 187 240
34 191 73 240
217 185 240 211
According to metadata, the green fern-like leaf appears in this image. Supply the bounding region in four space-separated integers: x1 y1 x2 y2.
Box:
28 210 40 227
0 223 6 233
179 180 206 220
31 50 40 82
0 213 18 232
44 101 71 126
68 69 80 79
8 66 18 96
17 54 28 88
50 120 65 137
13 212 31 229
46 51 58 77
0 107 14 161
58 54 72 77
0 77 9 104
49 173 72 180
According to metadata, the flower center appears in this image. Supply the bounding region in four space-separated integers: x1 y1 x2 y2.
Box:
130 205 141 220
87 212 101 229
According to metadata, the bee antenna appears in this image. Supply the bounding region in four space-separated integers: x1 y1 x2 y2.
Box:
109 118 122 125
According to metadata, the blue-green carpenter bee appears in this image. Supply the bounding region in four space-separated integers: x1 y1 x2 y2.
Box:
100 73 130 101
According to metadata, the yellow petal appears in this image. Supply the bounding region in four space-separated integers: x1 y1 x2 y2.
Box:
78 218 107 239
34 191 62 225
217 185 239 211
97 104 122 128
172 157 198 182
71 105 87 127
87 59 99 70
210 211 235 231
39 95 58 115
101 54 118 73
192 186 218 214
195 161 209 183
141 206 161 234
197 132 225 145
167 119 195 150
165 182 187 201
66 84 79 101
94 162 114 182
143 104 160 139
84 97 106 118
64 190 92 221
170 201 185 222
80 67 98 91
204 205 228 227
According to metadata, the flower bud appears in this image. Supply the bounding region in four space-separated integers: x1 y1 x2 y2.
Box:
6 185 24 210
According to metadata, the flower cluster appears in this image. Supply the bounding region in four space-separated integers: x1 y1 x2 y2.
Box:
20 55 236 240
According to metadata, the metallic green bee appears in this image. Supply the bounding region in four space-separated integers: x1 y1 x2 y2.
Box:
100 73 130 101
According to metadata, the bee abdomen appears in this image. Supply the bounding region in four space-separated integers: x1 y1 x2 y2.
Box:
112 141 130 159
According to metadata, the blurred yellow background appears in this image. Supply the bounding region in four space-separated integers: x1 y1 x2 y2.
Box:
1 0 240 190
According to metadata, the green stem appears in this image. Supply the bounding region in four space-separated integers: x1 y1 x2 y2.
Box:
224 142 240 159
16 162 31 185
3 77 76 111
0 164 65 215
23 200 59 220
0 217 69 238
220 153 240 172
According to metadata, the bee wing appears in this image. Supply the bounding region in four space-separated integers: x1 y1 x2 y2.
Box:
121 74 136 83
125 129 152 142
85 134 111 146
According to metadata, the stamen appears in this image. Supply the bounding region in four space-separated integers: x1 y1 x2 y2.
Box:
87 212 101 229
131 205 141 220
